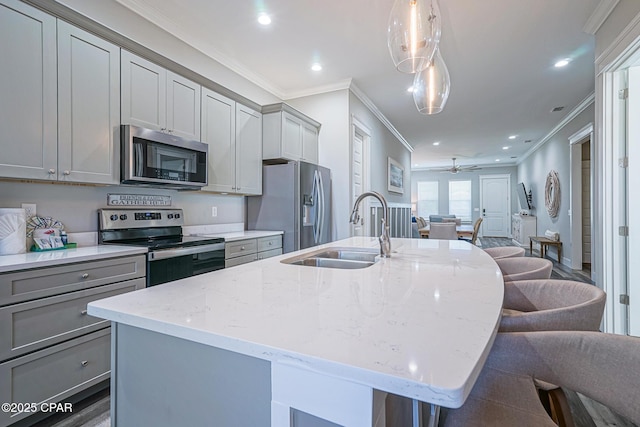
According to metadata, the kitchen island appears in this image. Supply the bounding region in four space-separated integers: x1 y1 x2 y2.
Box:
88 237 503 426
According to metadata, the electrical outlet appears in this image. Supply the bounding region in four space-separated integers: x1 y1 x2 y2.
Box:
21 203 36 218
211 206 218 217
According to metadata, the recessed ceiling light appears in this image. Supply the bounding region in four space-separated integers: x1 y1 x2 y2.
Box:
508 135 517 140
554 58 570 67
414 163 419 167
502 146 509 150
311 63 322 71
495 159 501 162
257 13 271 25
407 86 414 93
433 142 440 146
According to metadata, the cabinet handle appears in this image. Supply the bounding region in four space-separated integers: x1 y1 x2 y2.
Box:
63 170 70 176
168 129 174 134
80 309 88 315
269 241 273 245
240 246 245 250
48 169 56 174
237 187 241 191
160 128 167 132
81 360 88 367
81 273 89 279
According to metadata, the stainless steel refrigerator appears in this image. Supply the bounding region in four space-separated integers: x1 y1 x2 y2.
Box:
247 161 331 253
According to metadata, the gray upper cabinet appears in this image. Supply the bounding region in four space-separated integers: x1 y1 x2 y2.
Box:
57 21 120 184
236 104 262 195
262 103 320 164
121 51 201 141
201 88 262 195
0 1 120 185
0 0 57 180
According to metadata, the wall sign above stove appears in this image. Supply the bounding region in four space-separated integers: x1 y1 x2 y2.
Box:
107 194 171 206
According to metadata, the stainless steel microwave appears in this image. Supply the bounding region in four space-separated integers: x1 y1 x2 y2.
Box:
121 125 208 190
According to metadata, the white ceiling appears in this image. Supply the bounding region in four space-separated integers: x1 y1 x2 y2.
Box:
115 0 600 170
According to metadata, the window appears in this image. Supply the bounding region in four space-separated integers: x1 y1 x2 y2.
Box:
449 180 472 222
416 181 438 218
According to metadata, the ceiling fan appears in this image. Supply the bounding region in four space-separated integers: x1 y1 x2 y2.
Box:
434 158 481 174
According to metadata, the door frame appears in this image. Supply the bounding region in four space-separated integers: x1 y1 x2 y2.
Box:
479 174 511 238
568 123 593 270
595 13 640 334
351 115 371 237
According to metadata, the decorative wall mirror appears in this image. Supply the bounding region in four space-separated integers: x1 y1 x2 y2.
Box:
545 170 560 218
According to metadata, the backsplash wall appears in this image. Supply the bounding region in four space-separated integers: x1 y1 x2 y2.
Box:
0 181 244 233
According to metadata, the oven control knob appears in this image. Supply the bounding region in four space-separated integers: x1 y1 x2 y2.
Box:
110 214 118 221
120 214 128 220
175 213 180 219
168 214 174 219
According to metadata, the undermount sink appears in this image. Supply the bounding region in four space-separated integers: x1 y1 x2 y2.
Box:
282 247 379 269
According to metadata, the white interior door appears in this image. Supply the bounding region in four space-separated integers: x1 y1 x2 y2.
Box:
351 118 371 237
480 175 511 237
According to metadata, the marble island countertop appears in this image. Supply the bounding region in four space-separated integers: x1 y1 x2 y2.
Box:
88 237 503 407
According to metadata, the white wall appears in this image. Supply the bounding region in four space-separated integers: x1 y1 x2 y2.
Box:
411 166 518 224
286 90 351 240
0 181 244 233
517 103 594 265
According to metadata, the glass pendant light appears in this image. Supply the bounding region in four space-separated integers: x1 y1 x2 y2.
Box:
412 47 450 114
387 0 441 74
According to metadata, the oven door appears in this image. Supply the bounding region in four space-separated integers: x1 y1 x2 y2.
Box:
147 243 225 287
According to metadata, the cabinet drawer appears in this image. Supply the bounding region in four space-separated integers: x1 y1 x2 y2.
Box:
0 328 111 426
257 235 282 252
0 255 146 306
0 278 143 360
225 239 257 259
257 248 282 260
225 254 258 268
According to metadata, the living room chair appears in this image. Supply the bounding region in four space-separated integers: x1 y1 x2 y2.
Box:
499 279 606 332
495 257 553 281
429 222 458 240
441 331 640 427
484 246 525 259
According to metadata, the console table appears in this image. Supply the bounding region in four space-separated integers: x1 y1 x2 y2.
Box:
530 236 562 262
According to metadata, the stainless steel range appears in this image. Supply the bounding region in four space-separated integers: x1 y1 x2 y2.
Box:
98 208 225 286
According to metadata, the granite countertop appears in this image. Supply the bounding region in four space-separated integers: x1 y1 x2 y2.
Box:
0 245 148 273
88 237 503 407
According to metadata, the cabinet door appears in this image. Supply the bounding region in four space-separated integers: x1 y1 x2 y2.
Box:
0 0 57 180
121 50 166 130
302 123 318 164
57 22 120 184
282 113 303 160
236 104 262 195
166 71 201 140
201 88 235 192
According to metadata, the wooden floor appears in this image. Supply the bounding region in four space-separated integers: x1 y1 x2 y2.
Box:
34 238 636 427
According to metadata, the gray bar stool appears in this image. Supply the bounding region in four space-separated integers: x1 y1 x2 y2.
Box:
495 257 552 282
484 246 525 259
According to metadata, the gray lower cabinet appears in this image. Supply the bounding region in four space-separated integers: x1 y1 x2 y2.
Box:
0 255 146 426
224 236 282 268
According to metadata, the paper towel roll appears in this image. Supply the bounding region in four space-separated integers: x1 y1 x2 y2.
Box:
0 208 27 255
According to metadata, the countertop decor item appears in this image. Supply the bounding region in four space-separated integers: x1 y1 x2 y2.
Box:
0 208 27 255
544 170 560 218
26 216 64 237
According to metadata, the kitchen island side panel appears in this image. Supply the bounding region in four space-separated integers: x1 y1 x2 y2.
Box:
114 324 271 427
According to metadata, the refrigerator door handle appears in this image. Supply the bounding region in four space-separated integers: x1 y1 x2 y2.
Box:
317 170 325 243
312 170 320 244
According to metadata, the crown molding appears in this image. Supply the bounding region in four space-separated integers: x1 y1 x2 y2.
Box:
114 0 287 99
583 0 620 35
349 82 414 153
283 79 353 100
517 93 595 165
